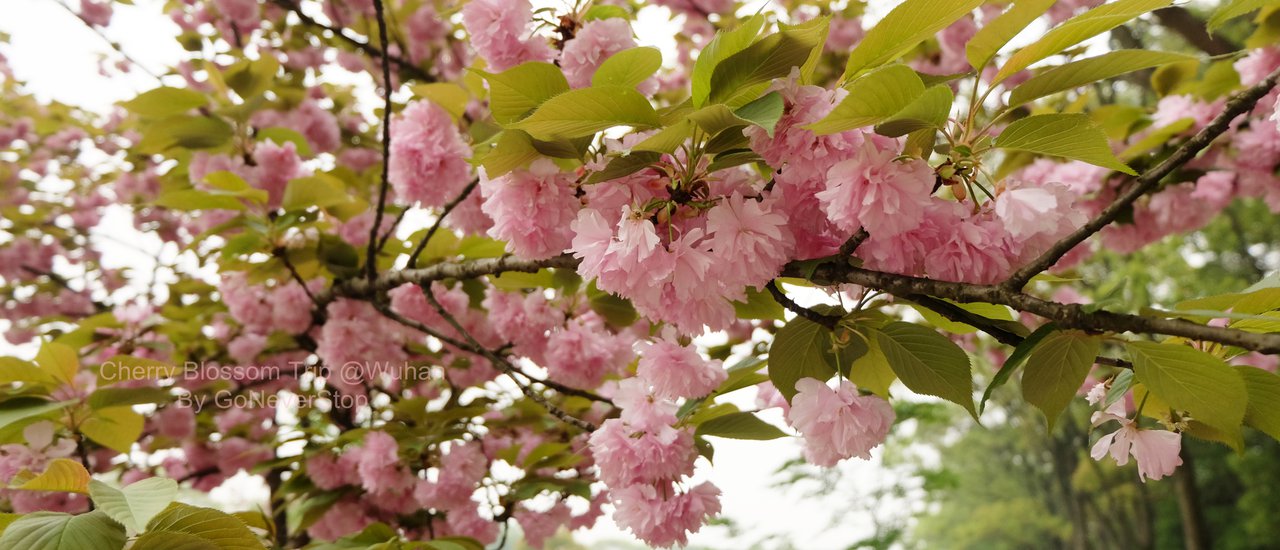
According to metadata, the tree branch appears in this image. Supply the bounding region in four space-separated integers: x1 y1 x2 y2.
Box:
422 290 598 431
1154 7 1237 56
365 0 394 281
792 263 1280 354
1003 66 1280 290
270 0 435 83
320 254 578 304
765 280 840 329
405 178 479 268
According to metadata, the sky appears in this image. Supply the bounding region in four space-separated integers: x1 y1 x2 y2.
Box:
0 1 914 548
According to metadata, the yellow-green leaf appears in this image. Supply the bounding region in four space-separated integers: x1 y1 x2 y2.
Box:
123 87 208 118
513 86 659 141
1020 330 1100 430
966 0 1056 70
994 0 1174 84
411 83 470 121
12 459 91 494
843 0 984 79
994 113 1137 175
592 47 662 89
807 65 925 135
1127 341 1247 439
473 62 568 125
80 406 144 454
36 341 79 385
1010 50 1196 106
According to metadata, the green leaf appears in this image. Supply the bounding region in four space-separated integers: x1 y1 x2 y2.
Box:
586 282 638 328
512 86 659 141
849 335 896 397
874 322 976 416
731 286 785 321
145 503 265 550
123 87 208 118
1009 50 1196 106
0 399 70 432
911 300 1015 335
0 511 126 550
993 0 1174 84
36 341 79 384
411 83 470 121
88 478 179 534
282 174 350 211
696 412 789 440
1235 366 1280 441
632 120 693 154
1104 369 1135 408
994 113 1136 175
584 5 629 21
11 459 91 494
1127 341 1247 438
806 65 925 135
1020 330 1101 430
592 47 662 89
255 127 313 157
1118 118 1195 160
708 24 826 106
87 387 171 409
130 532 220 550
980 323 1059 413
965 0 1057 70
584 152 661 185
843 0 984 79
874 84 954 137
0 358 56 386
477 130 542 178
1209 0 1277 31
224 57 279 100
80 406 144 454
692 15 766 107
155 190 246 212
732 91 785 137
474 62 569 125
137 116 234 153
768 316 839 401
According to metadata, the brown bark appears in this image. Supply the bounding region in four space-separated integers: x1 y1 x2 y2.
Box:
1173 448 1212 550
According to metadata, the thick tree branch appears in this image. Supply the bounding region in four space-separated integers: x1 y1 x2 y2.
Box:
1154 7 1237 56
793 263 1280 355
1003 66 1280 289
909 294 1133 369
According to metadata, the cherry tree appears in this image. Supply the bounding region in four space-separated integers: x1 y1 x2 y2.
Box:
0 0 1278 548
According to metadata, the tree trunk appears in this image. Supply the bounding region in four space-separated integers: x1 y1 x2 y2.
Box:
1174 448 1211 550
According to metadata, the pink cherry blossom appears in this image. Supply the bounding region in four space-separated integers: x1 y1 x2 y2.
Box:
561 19 639 89
818 139 936 239
787 378 895 467
636 337 726 399
611 481 722 548
1090 420 1183 482
461 0 556 72
389 101 471 207
480 158 579 260
705 193 795 291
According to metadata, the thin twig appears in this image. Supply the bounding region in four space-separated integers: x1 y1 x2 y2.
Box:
49 0 163 80
405 178 479 268
365 0 394 281
270 0 436 83
765 280 841 329
423 290 598 431
838 227 871 257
